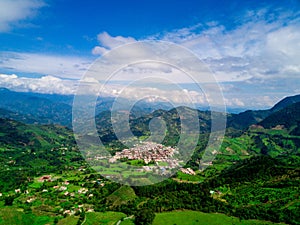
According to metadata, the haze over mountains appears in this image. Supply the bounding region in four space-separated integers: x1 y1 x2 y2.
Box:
1 87 300 132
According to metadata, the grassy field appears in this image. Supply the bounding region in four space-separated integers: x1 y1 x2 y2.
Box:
84 211 126 225
176 171 202 182
57 216 78 225
0 207 52 225
119 219 135 225
153 211 286 225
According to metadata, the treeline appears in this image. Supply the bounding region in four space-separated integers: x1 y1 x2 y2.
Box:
110 156 300 225
112 180 230 221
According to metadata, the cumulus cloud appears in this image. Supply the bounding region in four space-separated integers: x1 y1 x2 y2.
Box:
92 32 136 55
0 0 46 32
0 52 91 79
0 73 77 94
90 7 300 85
143 7 300 108
86 7 300 108
0 73 209 106
153 8 300 84
1 5 299 109
92 46 108 55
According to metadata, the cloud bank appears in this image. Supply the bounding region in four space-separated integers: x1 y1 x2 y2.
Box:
0 52 91 79
86 6 300 108
1 4 299 108
0 73 77 94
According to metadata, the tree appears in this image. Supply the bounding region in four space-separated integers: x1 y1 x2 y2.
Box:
77 210 85 225
134 208 155 225
53 217 59 224
4 195 15 206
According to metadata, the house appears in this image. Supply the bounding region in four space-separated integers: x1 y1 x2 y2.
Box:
26 198 35 203
59 186 67 191
39 175 52 182
78 188 88 194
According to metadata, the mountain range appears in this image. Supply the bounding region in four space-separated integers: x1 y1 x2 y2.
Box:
1 87 300 131
0 88 299 224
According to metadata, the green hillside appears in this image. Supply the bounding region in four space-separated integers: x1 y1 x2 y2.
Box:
0 94 300 224
153 211 286 225
259 102 300 135
0 118 82 192
106 186 136 208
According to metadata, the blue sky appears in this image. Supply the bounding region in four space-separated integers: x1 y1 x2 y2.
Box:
0 0 300 109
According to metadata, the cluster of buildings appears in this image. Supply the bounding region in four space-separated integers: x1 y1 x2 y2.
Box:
180 167 196 175
109 142 177 165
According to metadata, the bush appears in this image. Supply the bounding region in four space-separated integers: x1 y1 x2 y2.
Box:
134 208 155 225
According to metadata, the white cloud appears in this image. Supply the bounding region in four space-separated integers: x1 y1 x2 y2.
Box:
0 73 208 105
85 9 300 108
1 5 299 109
0 0 45 32
92 32 136 55
97 32 136 49
0 73 77 94
92 46 108 55
224 97 245 107
0 52 91 79
156 9 300 83
263 24 300 75
90 9 300 84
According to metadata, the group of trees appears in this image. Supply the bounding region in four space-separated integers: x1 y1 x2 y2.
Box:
105 155 300 225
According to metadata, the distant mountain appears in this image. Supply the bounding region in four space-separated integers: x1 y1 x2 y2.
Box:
227 109 270 130
271 94 300 112
259 102 300 135
1 88 300 133
0 88 73 126
227 94 300 130
94 106 214 148
0 108 39 124
0 88 173 127
95 93 300 140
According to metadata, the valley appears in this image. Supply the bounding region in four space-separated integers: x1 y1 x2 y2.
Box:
0 90 299 224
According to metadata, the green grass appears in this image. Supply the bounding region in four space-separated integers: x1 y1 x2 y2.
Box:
176 171 202 182
106 186 136 207
57 216 78 225
28 182 43 189
153 211 286 225
157 161 169 166
127 160 145 166
84 211 126 225
119 219 134 225
0 207 52 225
